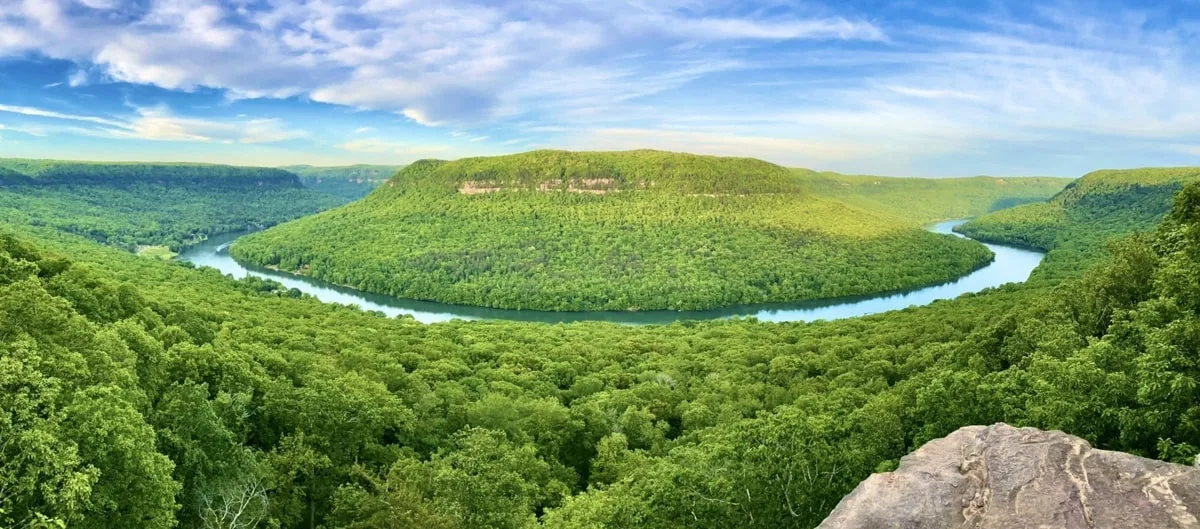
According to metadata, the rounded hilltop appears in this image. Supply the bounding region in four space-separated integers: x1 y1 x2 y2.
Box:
230 149 1000 312
378 149 803 196
958 166 1200 281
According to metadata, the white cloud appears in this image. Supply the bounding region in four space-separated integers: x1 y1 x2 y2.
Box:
0 101 308 145
0 104 126 128
0 0 1198 174
672 17 884 41
0 123 50 137
401 108 441 126
339 138 452 158
563 128 872 164
77 0 117 8
67 69 88 87
120 106 310 144
240 119 309 144
0 0 882 128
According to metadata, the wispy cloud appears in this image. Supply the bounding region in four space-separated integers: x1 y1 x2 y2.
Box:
67 69 88 87
0 0 882 128
562 128 872 163
0 1 1198 174
339 138 453 158
0 102 308 145
0 104 126 128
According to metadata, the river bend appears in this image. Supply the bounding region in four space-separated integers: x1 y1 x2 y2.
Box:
178 219 1044 324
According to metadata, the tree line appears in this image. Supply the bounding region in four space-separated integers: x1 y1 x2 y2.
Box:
2 172 1200 528
0 159 355 252
232 151 1016 312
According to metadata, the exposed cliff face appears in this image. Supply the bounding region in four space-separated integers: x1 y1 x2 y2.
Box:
818 424 1200 529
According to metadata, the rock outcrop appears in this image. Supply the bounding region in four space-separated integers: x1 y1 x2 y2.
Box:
818 423 1200 529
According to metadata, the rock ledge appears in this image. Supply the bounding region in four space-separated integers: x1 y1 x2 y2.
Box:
817 423 1200 529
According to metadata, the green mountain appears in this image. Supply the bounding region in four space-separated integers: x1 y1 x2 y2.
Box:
281 164 403 200
795 171 1071 223
958 167 1200 282
230 150 1052 312
0 158 347 252
0 158 300 188
1 166 1199 529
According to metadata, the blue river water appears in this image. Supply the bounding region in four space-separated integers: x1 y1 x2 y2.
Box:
178 219 1044 324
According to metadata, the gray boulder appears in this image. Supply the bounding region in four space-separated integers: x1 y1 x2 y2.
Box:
817 423 1200 529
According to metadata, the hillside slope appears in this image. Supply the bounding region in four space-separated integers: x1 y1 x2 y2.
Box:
0 158 346 252
230 150 1028 312
797 171 1069 224
958 167 1200 282
5 178 1200 528
281 164 402 200
0 158 300 187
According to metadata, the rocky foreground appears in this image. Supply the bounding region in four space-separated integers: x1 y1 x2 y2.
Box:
818 423 1200 529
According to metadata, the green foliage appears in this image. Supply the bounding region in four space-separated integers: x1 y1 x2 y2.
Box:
958 167 1200 282
233 150 1012 311
0 159 298 187
281 165 401 200
794 171 1069 224
0 215 1039 529
0 158 349 251
7 164 1200 529
383 150 804 195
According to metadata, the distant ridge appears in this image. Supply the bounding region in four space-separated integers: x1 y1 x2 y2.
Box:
0 158 300 188
958 166 1200 281
228 149 1029 312
1051 166 1200 206
281 164 403 200
379 149 802 196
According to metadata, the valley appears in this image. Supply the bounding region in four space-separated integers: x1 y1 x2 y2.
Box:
5 3 1197 527
0 159 351 251
229 150 1065 312
181 219 1044 323
0 153 1195 529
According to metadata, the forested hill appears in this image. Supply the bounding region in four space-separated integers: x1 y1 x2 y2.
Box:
0 158 348 252
281 164 402 200
0 158 301 188
797 171 1070 223
958 167 1200 282
229 150 1057 312
378 150 802 196
5 176 1200 529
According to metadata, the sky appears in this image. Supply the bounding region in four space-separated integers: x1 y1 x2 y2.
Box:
0 0 1198 176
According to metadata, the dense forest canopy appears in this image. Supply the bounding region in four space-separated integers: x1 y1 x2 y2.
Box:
0 158 301 188
0 158 352 253
232 150 1064 312
383 150 803 195
795 171 1070 223
281 165 402 200
2 162 1199 529
958 166 1200 283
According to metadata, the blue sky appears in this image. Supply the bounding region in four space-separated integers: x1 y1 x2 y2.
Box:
0 0 1198 176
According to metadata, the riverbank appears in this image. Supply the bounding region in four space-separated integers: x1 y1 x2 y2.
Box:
178 220 1044 324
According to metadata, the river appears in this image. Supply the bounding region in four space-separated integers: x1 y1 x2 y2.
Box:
177 219 1044 324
